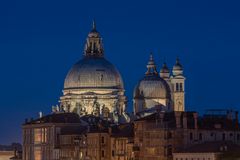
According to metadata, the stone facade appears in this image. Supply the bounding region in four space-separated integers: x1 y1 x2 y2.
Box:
22 113 134 160
22 113 82 160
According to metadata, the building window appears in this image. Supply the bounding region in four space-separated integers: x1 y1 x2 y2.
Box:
167 146 172 156
222 133 225 141
199 133 202 141
237 134 240 140
34 146 42 160
101 136 104 144
167 132 172 139
102 150 104 157
34 128 42 144
190 132 193 140
112 150 115 157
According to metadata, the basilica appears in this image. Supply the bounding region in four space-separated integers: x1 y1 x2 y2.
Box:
22 22 240 160
53 21 185 121
59 21 128 123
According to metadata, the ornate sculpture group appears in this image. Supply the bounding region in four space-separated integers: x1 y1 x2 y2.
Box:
54 98 129 123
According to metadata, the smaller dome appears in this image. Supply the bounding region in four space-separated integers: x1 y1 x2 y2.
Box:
134 75 171 99
134 54 171 99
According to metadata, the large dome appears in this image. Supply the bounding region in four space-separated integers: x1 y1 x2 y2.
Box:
64 57 124 89
134 75 171 99
60 22 128 123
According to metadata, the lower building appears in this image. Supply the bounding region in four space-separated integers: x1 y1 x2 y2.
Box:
22 113 134 160
173 141 240 160
133 111 197 160
22 109 240 160
133 109 240 160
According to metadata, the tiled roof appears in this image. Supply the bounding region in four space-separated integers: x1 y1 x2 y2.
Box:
61 126 87 135
111 123 134 137
24 112 81 125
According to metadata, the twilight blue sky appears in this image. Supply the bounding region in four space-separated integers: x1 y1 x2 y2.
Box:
1 0 240 144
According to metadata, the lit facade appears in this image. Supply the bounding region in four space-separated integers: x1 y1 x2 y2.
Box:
22 22 240 160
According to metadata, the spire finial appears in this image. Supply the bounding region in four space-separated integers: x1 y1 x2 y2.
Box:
149 52 153 61
176 56 180 64
163 57 166 64
92 19 96 31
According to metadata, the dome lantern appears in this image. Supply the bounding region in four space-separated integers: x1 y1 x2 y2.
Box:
84 20 104 58
145 53 158 76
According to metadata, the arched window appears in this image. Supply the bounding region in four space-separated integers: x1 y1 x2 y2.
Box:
176 83 179 91
180 83 183 91
93 42 96 51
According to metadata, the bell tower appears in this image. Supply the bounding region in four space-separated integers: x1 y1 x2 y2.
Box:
170 58 185 111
